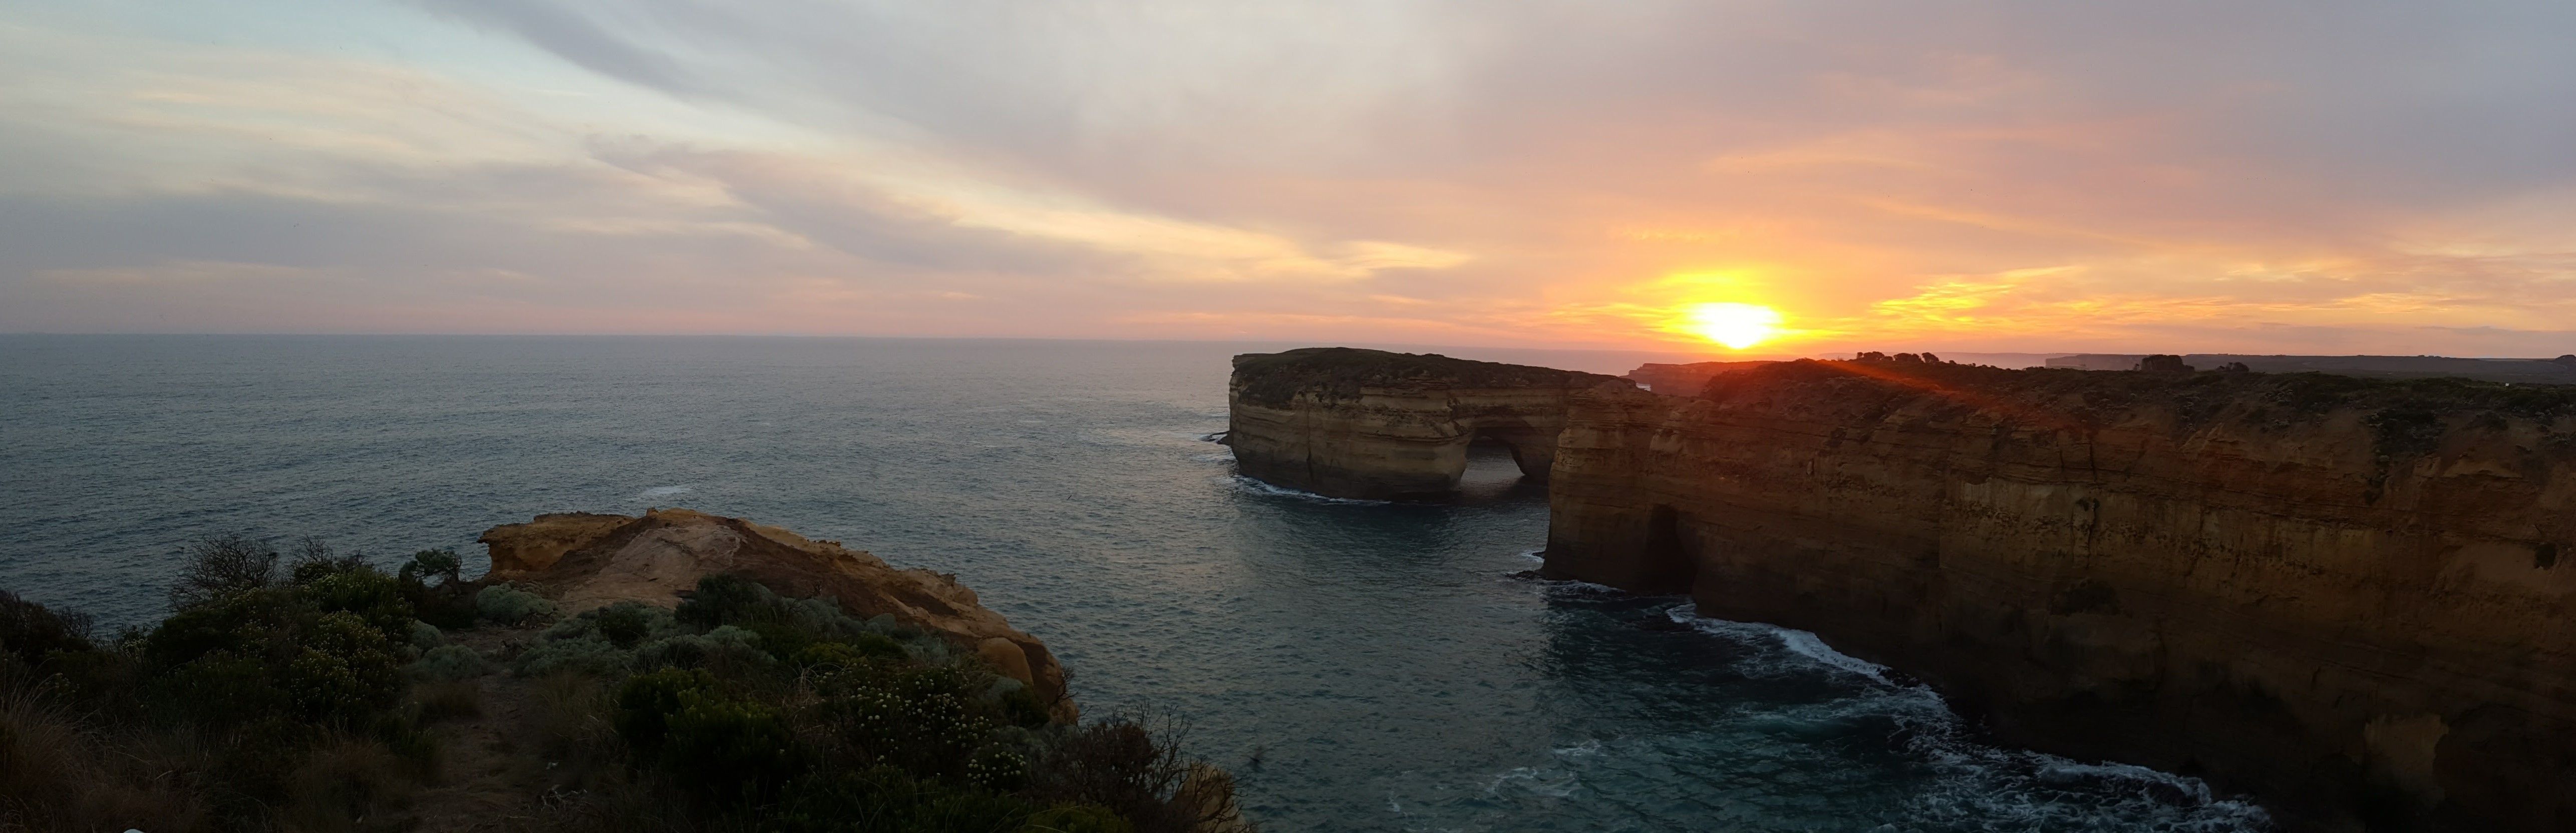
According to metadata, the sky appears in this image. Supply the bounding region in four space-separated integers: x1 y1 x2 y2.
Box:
3 1 2572 356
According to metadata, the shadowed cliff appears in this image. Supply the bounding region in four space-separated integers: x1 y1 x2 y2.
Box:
1544 358 2576 832
1225 347 1623 499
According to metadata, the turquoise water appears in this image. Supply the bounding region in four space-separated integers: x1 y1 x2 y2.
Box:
0 335 2270 832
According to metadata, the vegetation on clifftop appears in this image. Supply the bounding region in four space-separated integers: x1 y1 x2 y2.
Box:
1229 347 1619 407
2 537 1234 833
1704 357 2576 425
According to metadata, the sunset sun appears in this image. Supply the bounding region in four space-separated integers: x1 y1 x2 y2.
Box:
1682 302 1782 349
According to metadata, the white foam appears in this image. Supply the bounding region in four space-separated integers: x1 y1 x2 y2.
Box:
1483 765 1580 799
1190 450 1236 463
637 485 693 498
1660 603 2273 829
1224 476 1395 506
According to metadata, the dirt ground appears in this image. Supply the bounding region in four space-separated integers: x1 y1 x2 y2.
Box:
405 628 550 832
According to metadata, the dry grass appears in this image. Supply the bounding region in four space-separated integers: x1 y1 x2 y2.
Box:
414 680 484 722
532 672 615 760
0 685 209 833
280 738 418 833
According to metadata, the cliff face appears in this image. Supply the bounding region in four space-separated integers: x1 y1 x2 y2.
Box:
1227 347 1623 499
1544 359 2576 831
480 508 1075 720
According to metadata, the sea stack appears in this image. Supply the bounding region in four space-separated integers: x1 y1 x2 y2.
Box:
1224 347 1624 499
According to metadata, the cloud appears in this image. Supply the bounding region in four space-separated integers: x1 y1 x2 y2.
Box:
2 1 2573 353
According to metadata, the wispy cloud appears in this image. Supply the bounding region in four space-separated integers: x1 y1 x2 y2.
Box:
3 0 2572 354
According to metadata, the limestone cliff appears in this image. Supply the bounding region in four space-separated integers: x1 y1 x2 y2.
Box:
1544 358 2576 831
1226 347 1624 499
480 508 1075 720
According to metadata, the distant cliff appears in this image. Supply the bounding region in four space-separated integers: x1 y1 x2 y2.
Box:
1226 347 1622 499
1543 358 2576 831
1622 360 1775 396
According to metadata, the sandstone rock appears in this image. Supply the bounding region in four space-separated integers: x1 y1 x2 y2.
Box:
1226 347 1624 499
480 508 1075 721
1542 359 2576 831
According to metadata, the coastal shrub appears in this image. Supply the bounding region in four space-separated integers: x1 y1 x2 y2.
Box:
633 624 771 672
1025 803 1137 833
8 558 1231 833
660 688 802 804
408 644 494 682
400 549 478 629
143 584 410 728
515 634 631 678
287 537 372 585
765 765 1045 833
399 548 463 587
595 600 658 647
543 600 683 646
613 667 718 753
476 583 556 625
409 618 446 650
168 533 281 610
0 589 94 665
302 564 418 640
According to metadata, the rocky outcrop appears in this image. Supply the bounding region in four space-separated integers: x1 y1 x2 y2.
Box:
1543 359 2576 831
1226 347 1624 499
480 508 1074 720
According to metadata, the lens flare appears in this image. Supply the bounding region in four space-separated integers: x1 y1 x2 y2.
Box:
1683 302 1782 349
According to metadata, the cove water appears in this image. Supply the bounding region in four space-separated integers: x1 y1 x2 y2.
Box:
1 335 2271 832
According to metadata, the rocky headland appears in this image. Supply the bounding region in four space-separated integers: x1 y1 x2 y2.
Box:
1 510 1242 833
1228 348 2576 831
481 507 1075 720
1225 347 1622 499
1547 358 2576 831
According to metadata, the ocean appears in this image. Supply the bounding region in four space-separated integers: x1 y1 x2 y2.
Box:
0 335 2270 832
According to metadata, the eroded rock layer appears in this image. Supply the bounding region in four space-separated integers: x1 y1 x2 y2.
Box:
1227 347 1623 499
481 508 1075 720
1544 359 2576 831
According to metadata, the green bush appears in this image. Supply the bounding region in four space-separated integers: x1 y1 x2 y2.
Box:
594 601 657 648
475 584 556 625
1026 803 1137 833
167 534 279 611
633 625 770 671
515 634 632 678
398 549 463 587
0 589 93 665
407 644 493 682
613 667 717 753
662 688 800 803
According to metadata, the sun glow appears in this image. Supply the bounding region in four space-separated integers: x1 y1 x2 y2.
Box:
1682 302 1783 349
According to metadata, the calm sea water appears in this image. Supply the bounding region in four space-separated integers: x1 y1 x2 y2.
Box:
0 335 2270 832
